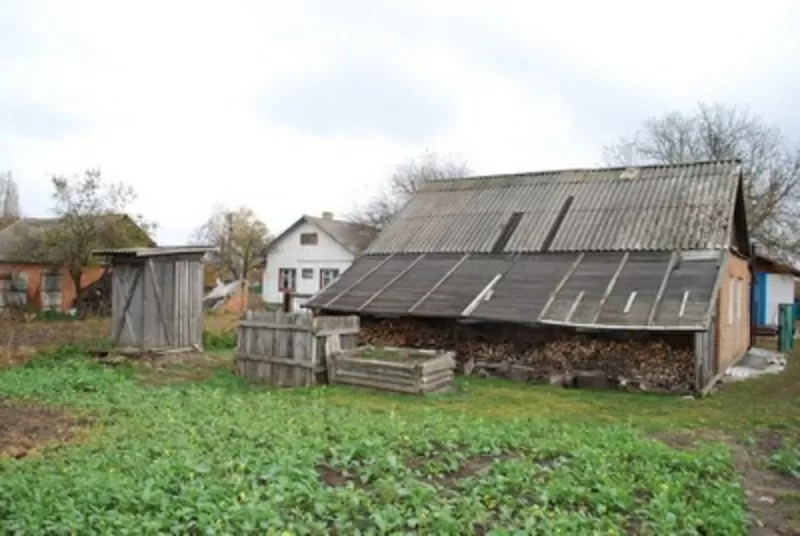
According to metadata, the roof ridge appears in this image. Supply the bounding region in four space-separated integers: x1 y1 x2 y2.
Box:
424 159 741 186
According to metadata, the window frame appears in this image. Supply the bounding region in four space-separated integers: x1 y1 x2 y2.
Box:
277 268 297 292
728 278 735 326
299 233 319 246
319 268 341 289
301 268 314 280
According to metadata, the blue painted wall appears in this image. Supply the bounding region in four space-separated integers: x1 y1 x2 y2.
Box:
752 272 768 326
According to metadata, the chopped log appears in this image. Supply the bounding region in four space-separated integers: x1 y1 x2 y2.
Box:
360 317 695 394
574 370 610 390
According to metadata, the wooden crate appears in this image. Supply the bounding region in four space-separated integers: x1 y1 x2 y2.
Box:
330 346 456 395
236 311 359 387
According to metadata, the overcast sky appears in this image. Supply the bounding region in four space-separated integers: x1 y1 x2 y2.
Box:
2 0 799 244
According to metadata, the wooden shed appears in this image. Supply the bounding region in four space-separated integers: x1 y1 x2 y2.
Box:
93 246 215 353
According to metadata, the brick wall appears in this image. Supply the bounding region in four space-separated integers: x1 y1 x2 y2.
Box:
0 264 106 311
715 253 751 371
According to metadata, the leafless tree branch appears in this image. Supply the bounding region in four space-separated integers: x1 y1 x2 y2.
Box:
192 205 270 282
603 102 800 260
348 150 471 230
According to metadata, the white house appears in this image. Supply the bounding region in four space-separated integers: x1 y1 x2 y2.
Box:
753 252 799 328
262 212 377 311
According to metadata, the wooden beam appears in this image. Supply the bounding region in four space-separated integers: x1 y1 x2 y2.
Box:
112 268 141 344
408 253 469 313
324 255 394 308
147 259 173 347
702 249 730 329
590 252 629 324
537 318 704 332
646 251 678 326
358 254 426 311
537 253 584 321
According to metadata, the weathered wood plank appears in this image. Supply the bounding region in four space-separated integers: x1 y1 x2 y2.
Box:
239 321 315 331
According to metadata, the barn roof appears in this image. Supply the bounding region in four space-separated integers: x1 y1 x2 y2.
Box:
366 160 742 255
308 161 745 331
307 250 723 331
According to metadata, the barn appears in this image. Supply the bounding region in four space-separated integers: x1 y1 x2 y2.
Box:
307 160 752 394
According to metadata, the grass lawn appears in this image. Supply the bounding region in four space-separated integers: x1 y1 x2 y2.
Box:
0 341 798 534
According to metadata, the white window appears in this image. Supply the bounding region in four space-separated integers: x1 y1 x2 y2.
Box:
278 268 296 292
319 268 340 289
728 278 735 325
301 268 314 280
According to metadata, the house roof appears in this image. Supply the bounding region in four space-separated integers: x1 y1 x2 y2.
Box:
0 218 66 262
266 214 378 256
366 160 742 255
0 215 156 263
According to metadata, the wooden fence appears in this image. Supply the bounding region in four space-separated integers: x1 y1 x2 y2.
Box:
330 347 456 395
235 311 359 387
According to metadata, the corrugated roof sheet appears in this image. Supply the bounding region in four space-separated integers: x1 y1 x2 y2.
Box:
93 246 216 258
307 250 724 331
367 160 740 255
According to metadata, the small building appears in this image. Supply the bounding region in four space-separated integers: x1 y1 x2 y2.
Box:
262 212 377 311
93 246 215 353
0 216 154 312
308 160 752 394
752 252 799 329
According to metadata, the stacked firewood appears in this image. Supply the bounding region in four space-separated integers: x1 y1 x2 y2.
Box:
360 318 694 394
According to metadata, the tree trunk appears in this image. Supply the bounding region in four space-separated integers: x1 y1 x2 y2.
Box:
70 270 86 320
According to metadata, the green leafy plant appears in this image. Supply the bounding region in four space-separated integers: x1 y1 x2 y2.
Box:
202 329 237 351
770 440 800 479
0 355 749 534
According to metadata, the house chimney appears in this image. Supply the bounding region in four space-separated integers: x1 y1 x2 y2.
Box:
321 211 334 220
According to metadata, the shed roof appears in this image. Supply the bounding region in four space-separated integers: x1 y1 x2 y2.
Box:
93 246 216 259
266 214 378 256
307 250 723 331
367 160 742 255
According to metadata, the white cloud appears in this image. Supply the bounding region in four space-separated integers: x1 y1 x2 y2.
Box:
1 0 798 243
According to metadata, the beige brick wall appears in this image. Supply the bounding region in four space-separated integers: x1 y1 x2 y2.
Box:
715 253 751 371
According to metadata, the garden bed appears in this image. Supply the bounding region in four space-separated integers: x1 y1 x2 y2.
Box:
329 346 456 395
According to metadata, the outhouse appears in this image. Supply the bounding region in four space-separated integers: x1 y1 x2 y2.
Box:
93 246 216 353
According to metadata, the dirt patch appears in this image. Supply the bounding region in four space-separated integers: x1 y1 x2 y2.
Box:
406 452 523 488
316 464 352 488
731 441 800 536
652 430 800 535
0 318 109 349
105 351 233 385
0 400 87 458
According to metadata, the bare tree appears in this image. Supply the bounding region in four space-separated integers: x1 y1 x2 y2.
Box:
0 171 21 227
20 169 155 317
192 205 270 283
349 150 471 229
603 103 800 259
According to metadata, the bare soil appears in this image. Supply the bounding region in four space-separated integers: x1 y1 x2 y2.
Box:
126 351 234 385
0 317 108 349
652 429 800 536
0 400 88 458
